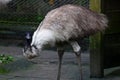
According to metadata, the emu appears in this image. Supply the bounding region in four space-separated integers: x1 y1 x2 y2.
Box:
23 4 108 80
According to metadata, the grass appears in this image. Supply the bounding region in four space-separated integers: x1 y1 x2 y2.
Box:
0 54 14 74
0 66 10 74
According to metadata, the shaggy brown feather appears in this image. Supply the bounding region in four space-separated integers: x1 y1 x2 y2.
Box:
40 4 108 41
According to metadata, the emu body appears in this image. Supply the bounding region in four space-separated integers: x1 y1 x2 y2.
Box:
23 4 108 80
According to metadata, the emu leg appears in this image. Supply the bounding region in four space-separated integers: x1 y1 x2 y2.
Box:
70 41 83 80
75 51 83 80
57 48 64 80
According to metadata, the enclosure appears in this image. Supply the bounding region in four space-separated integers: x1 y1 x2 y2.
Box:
0 0 120 79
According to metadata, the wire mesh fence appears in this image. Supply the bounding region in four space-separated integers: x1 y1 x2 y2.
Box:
0 0 89 37
0 0 89 50
0 0 89 24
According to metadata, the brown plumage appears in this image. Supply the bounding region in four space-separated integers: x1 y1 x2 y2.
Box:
23 4 108 80
41 4 108 41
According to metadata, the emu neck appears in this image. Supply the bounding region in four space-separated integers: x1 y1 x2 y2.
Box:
31 29 56 49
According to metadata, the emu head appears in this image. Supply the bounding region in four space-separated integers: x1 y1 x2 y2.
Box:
23 31 40 59
23 45 39 59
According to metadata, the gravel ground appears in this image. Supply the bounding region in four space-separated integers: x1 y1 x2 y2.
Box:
0 46 120 80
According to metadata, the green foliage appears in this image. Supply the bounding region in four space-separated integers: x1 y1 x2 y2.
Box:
0 54 14 64
0 13 44 23
37 15 44 22
0 54 14 74
0 66 9 74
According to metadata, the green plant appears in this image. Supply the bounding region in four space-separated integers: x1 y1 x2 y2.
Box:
0 54 14 64
0 54 14 74
37 15 44 22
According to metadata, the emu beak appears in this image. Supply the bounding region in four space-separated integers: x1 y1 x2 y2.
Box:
25 53 37 59
23 46 38 59
23 51 37 59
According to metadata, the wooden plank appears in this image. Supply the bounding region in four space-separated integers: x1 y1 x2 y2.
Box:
102 0 120 68
89 0 104 78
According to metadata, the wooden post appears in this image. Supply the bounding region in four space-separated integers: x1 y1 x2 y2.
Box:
89 0 104 78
